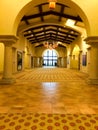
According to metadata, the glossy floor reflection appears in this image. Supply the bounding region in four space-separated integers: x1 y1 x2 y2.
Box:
0 68 98 114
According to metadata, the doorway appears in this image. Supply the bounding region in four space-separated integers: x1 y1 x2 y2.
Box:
43 49 58 66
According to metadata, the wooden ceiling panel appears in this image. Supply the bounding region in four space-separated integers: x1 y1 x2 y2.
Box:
28 18 40 24
20 2 83 47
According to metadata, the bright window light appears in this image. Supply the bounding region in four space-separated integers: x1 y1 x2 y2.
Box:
66 19 75 26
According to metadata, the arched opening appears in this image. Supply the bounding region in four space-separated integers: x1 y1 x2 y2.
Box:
71 45 80 70
13 0 90 36
42 49 58 67
12 0 91 72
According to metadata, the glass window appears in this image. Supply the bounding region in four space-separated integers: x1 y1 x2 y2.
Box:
43 50 57 66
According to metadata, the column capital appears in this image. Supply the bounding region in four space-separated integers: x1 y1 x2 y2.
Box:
87 46 91 50
69 54 72 57
79 50 82 53
0 35 18 45
84 36 98 45
12 47 17 50
27 53 31 55
23 50 25 53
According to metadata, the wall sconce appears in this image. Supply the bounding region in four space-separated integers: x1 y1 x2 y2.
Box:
48 0 57 9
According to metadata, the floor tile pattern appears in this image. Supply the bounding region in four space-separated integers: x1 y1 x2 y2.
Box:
15 68 87 82
0 68 98 114
0 113 98 130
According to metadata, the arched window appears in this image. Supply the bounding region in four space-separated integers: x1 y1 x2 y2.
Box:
43 49 58 66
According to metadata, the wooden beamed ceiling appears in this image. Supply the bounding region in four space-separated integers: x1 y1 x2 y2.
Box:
21 2 82 46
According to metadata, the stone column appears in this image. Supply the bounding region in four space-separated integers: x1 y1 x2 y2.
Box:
36 57 40 67
32 56 35 68
61 57 67 67
0 35 18 84
27 53 31 69
60 57 62 67
12 47 17 73
68 55 72 68
79 50 82 70
57 57 61 67
39 57 43 67
22 51 25 71
85 36 98 84
63 57 67 67
39 57 42 67
33 56 37 67
87 47 91 74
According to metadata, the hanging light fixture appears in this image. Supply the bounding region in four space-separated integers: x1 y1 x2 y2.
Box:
43 41 58 49
48 0 57 9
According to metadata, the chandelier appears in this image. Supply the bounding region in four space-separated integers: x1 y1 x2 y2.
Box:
43 41 58 49
48 0 57 9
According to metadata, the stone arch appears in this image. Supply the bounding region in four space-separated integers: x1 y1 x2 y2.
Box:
12 0 90 36
65 0 90 35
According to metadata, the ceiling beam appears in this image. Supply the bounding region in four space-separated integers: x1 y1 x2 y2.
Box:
38 5 44 22
24 28 78 37
30 35 72 44
58 5 65 22
22 15 29 25
22 10 82 22
24 24 78 33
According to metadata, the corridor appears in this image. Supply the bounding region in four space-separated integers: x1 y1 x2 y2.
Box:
0 68 98 114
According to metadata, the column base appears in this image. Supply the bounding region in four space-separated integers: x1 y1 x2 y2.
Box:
87 78 98 84
0 78 16 84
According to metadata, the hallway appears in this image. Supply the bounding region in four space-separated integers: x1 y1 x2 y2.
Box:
0 68 98 114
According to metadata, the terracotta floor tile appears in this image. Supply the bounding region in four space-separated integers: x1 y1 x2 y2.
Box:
0 68 98 114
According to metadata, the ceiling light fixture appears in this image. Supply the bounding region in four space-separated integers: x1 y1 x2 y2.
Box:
28 30 31 33
43 41 58 49
48 0 57 10
66 19 75 26
31 34 33 37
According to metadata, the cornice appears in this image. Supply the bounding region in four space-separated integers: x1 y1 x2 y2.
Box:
84 36 98 45
0 35 18 44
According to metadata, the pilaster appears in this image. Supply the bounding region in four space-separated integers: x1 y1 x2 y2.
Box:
27 53 31 69
85 36 98 84
0 35 18 84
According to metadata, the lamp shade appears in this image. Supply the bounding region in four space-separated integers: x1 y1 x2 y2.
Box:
48 0 57 9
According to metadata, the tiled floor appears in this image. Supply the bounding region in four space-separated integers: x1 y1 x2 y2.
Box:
0 68 98 114
0 113 98 130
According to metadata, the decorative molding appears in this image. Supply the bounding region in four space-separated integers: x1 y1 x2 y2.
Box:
69 54 72 57
27 53 31 55
0 78 16 84
87 46 91 50
79 50 82 53
23 51 25 53
84 36 98 45
12 47 17 49
0 35 18 44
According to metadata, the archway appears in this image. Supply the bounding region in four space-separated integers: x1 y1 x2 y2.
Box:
0 0 93 85
71 45 80 69
12 0 90 36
